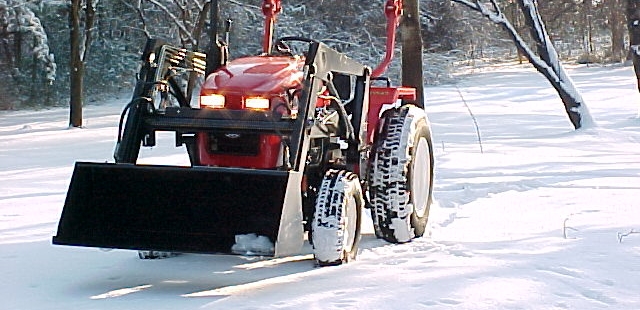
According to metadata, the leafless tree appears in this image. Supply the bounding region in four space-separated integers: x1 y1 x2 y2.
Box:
402 0 425 108
69 0 96 127
452 0 594 129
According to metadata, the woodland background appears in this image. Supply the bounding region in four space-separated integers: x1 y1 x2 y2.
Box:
0 0 632 109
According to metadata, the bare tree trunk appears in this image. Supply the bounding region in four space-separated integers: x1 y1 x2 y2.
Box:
69 0 83 127
610 0 626 62
628 0 640 94
583 0 593 58
611 20 626 62
401 0 425 108
186 1 211 103
517 48 525 64
68 0 96 128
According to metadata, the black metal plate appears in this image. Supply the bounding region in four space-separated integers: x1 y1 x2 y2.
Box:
53 162 290 254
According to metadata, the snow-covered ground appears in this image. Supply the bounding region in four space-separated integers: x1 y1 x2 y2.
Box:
1 63 639 309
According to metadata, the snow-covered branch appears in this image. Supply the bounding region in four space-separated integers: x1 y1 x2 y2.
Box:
451 0 594 129
146 0 197 47
617 229 640 243
563 217 577 239
454 83 483 153
79 0 96 62
118 0 151 38
0 0 56 83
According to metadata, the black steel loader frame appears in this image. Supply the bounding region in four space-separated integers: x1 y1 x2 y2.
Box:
116 39 371 171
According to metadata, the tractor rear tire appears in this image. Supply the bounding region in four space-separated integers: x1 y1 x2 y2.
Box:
312 169 364 266
368 105 434 243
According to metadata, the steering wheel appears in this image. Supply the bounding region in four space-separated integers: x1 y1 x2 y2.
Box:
274 36 319 56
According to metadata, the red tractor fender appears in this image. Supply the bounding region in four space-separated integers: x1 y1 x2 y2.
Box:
367 86 416 143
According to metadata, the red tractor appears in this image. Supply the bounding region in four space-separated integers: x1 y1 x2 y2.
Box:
53 0 434 266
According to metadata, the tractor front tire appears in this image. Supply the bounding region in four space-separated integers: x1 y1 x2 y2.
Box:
368 105 434 243
312 170 364 266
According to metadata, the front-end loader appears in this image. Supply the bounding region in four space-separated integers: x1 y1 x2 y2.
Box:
53 0 434 266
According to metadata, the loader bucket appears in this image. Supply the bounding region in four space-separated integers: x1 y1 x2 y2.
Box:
52 162 304 257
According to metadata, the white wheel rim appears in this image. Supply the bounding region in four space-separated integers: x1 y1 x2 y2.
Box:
343 193 357 252
411 137 431 218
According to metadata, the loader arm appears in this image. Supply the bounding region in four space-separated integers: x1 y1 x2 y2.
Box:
261 0 282 54
372 0 403 78
290 41 371 170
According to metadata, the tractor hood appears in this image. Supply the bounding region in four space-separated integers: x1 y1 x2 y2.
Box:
202 55 305 95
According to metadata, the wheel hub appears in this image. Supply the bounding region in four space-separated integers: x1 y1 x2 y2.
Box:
411 137 431 218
